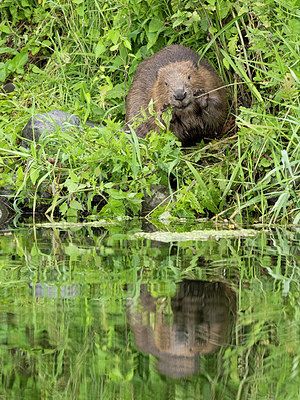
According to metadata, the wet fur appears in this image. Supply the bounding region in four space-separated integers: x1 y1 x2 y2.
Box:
125 45 228 145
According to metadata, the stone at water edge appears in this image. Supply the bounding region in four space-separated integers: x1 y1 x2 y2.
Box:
142 184 173 213
21 110 81 148
2 82 17 93
21 109 100 149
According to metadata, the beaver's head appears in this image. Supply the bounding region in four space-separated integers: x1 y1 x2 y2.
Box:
152 60 206 111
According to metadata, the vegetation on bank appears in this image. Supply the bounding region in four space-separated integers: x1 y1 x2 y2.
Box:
0 0 299 224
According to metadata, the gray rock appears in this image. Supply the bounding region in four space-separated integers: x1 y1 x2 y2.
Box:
0 199 9 223
85 119 100 127
142 184 173 213
28 283 81 298
0 197 14 228
21 109 81 148
3 82 16 93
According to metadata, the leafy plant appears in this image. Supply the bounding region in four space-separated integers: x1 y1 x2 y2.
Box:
0 0 299 224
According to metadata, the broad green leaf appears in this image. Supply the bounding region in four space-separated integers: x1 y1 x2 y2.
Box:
30 167 40 185
149 18 164 33
95 42 106 58
76 6 84 16
70 200 84 210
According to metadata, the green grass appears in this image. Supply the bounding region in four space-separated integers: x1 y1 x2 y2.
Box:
0 0 299 224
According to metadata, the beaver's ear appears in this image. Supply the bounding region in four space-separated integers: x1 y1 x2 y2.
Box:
156 68 163 79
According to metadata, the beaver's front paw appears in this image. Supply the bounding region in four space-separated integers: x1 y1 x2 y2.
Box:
194 89 208 109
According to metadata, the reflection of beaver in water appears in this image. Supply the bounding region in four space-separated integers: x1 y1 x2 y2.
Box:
125 44 228 145
127 280 235 378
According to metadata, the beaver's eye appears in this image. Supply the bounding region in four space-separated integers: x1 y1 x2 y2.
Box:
188 75 191 80
165 81 168 86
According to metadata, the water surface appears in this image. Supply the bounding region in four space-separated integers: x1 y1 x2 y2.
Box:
0 221 299 399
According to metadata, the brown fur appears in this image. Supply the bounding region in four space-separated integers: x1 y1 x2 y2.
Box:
125 45 228 145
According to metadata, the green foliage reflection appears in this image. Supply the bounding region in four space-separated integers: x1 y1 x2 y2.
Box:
0 225 299 399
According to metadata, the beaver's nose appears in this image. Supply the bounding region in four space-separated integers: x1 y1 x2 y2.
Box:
174 89 186 101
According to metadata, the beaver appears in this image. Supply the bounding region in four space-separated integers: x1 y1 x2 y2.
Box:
125 44 228 145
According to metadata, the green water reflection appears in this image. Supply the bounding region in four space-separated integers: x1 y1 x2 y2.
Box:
0 223 299 399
